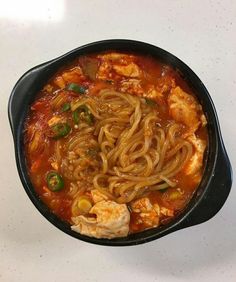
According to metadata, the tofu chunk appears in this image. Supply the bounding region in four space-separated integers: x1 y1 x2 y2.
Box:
119 80 162 99
144 86 163 101
53 67 83 88
97 61 112 80
131 198 159 228
131 198 174 229
131 197 153 213
184 134 207 175
97 52 134 61
119 79 144 95
159 206 174 217
113 62 141 78
54 76 66 89
62 67 83 83
97 53 141 80
71 200 130 239
168 86 205 133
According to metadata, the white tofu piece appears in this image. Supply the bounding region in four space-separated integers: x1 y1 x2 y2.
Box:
131 198 159 227
168 86 206 133
113 62 142 78
71 200 130 239
184 133 207 175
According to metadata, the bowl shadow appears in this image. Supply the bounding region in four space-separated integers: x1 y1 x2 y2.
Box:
105 204 236 278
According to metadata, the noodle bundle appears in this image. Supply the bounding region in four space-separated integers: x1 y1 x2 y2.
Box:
59 89 193 204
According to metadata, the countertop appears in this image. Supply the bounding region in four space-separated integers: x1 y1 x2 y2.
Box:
1 1 236 281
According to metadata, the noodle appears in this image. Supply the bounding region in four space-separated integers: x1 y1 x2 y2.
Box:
60 89 193 203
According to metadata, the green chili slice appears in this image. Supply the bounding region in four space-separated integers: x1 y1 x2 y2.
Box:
51 123 71 139
84 112 94 125
61 103 71 112
77 104 89 112
145 98 156 107
73 105 94 125
159 188 168 193
73 110 79 124
66 83 87 94
46 171 64 191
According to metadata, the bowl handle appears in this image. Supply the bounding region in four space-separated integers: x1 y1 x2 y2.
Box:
179 141 232 229
8 65 48 137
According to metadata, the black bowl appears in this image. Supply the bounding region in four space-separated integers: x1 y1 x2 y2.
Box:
8 39 232 246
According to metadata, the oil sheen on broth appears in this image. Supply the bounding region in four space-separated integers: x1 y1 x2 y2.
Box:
24 52 208 239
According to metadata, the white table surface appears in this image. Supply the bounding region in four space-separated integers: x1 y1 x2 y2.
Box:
1 1 236 281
